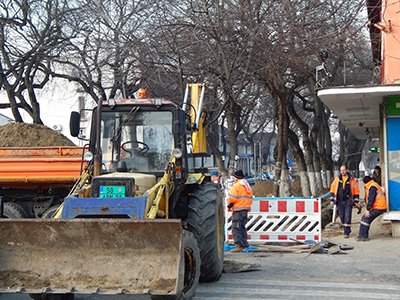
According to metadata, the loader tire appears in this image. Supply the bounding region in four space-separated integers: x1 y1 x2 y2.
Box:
187 182 224 282
3 202 27 218
29 293 74 300
151 230 200 300
41 205 61 218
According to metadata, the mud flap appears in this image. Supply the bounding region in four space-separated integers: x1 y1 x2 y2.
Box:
0 219 184 296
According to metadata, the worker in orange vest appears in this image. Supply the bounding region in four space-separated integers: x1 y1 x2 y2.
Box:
357 176 387 241
228 169 253 252
330 165 360 238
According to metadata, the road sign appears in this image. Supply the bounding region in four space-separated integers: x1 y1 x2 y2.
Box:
287 158 292 167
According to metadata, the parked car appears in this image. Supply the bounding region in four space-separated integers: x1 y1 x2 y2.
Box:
246 173 275 186
245 174 258 186
265 173 275 180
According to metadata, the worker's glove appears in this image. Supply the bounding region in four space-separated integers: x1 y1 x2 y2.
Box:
227 203 234 209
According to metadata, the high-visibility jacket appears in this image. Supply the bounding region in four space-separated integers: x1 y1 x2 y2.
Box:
228 178 253 211
330 173 359 204
365 180 387 211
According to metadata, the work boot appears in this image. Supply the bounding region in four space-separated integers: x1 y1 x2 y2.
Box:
231 245 245 252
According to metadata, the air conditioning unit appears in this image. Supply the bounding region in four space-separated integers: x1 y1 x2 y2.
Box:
53 124 62 131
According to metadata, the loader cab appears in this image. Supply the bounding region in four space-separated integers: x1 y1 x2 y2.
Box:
100 109 174 175
71 98 188 181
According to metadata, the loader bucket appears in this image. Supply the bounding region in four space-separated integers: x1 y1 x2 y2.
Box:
0 218 184 296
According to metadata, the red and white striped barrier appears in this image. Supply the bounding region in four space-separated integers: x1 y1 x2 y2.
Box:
226 197 321 243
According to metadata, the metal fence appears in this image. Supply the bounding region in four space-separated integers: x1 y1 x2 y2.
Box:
226 197 322 243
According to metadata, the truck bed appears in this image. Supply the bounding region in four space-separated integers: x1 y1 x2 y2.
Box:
0 146 85 189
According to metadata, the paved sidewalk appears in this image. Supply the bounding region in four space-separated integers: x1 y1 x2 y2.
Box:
225 205 400 286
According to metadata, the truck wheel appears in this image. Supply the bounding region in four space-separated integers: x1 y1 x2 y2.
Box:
151 230 200 300
187 182 224 282
41 205 61 218
3 202 27 218
29 294 74 300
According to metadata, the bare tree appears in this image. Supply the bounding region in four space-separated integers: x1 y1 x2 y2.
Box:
141 0 275 179
0 0 373 193
143 0 371 194
241 86 275 166
48 0 158 104
247 0 369 196
0 0 72 123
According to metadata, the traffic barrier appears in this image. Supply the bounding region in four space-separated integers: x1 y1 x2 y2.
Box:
226 197 321 243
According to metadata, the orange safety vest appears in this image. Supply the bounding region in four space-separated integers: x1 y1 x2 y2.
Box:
330 175 360 201
228 179 253 211
365 180 387 211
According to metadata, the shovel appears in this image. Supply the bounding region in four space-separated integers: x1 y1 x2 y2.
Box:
347 195 362 214
325 203 342 229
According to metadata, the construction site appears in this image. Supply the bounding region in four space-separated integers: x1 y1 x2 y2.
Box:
0 89 398 300
1 1 400 299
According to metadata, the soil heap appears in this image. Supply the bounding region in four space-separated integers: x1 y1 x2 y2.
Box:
252 178 303 197
253 178 329 198
290 178 303 197
0 123 76 147
252 180 275 197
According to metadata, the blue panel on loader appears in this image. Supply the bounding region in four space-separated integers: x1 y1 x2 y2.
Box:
61 196 147 219
387 118 400 210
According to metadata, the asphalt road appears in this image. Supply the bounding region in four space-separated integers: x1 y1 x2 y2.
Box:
195 213 400 299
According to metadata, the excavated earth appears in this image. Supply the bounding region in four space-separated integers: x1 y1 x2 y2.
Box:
252 178 329 199
0 123 75 147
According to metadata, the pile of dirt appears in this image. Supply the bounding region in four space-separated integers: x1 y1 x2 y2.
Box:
252 180 275 197
252 178 313 198
321 204 334 229
291 178 303 197
0 123 76 147
252 177 330 198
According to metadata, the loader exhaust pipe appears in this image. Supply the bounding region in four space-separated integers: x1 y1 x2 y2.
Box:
93 98 103 177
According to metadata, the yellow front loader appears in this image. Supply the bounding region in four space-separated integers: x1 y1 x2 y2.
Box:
0 84 224 300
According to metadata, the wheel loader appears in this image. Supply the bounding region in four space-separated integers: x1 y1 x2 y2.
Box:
0 84 224 300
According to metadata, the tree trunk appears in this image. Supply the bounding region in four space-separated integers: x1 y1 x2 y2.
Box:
311 132 323 193
312 94 333 190
326 170 333 189
273 93 291 197
6 89 24 123
25 79 43 124
280 161 291 196
311 93 324 193
288 128 311 197
225 98 241 175
286 92 315 196
322 105 333 188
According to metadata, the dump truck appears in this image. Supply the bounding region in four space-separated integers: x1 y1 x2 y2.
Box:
0 146 86 218
0 84 224 300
